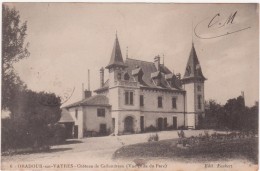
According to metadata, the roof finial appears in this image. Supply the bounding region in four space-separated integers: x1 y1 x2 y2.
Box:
162 54 165 66
126 46 128 58
88 69 90 91
192 19 194 46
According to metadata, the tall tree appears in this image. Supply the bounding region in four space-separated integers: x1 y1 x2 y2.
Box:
2 4 30 110
224 96 246 130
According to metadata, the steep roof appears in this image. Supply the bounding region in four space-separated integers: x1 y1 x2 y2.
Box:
59 108 74 123
125 58 180 89
105 35 127 69
65 95 111 108
95 57 183 92
183 43 206 80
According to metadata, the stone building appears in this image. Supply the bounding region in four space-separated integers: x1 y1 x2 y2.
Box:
60 34 206 138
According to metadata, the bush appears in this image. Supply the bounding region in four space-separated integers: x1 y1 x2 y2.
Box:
145 125 158 132
178 126 187 130
147 133 159 142
2 118 33 151
2 90 62 151
48 124 67 145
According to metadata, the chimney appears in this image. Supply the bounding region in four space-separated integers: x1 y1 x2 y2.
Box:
82 83 85 100
84 90 92 99
100 67 104 87
88 69 90 91
154 55 160 71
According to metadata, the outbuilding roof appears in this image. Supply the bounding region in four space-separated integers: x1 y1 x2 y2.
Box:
65 95 111 108
59 108 74 123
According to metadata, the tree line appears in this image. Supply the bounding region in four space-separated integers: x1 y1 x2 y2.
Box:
203 96 258 133
2 4 65 151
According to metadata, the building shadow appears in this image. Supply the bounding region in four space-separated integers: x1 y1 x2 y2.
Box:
2 147 73 156
47 147 73 153
59 139 83 145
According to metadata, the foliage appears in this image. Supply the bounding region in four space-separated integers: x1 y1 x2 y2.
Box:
224 96 245 130
2 90 62 150
177 125 187 130
48 124 67 145
2 4 30 110
204 97 258 131
147 133 159 142
1 5 64 151
204 100 225 128
114 134 258 164
144 125 158 132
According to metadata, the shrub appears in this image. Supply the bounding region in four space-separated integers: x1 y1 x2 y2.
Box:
178 126 187 130
48 124 67 145
145 125 158 132
2 118 33 150
177 130 185 138
147 133 159 142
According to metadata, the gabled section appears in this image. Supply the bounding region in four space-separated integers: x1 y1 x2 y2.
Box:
59 108 74 123
123 71 130 80
132 67 144 82
105 34 127 69
183 43 206 81
151 71 162 86
165 73 182 89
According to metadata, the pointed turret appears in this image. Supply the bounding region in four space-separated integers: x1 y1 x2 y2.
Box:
183 43 206 81
182 42 206 129
105 34 127 69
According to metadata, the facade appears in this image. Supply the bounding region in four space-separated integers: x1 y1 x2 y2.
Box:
60 34 206 138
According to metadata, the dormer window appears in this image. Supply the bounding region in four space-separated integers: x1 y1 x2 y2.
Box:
132 67 144 83
151 71 161 86
124 73 130 80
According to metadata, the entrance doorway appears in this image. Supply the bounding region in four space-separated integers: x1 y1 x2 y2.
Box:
124 116 134 133
157 118 163 131
140 116 144 132
99 124 107 135
173 117 177 130
164 118 167 129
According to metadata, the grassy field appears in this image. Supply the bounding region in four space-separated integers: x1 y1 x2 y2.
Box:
113 137 258 164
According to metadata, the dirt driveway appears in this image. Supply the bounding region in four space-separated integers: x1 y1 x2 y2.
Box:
3 130 249 170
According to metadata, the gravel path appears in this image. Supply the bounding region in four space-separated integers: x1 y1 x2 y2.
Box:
3 130 248 170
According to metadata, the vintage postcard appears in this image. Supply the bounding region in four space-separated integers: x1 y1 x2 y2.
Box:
1 3 259 171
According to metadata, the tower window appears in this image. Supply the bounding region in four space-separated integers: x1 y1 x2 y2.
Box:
172 97 177 109
125 91 134 105
124 73 130 80
198 95 202 109
140 95 144 106
158 96 163 108
197 85 201 91
117 73 122 80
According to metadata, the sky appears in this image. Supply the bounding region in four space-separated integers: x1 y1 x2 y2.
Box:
6 3 259 107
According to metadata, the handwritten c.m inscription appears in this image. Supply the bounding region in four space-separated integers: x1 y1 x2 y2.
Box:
194 11 251 39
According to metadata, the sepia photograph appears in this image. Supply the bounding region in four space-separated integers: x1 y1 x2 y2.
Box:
1 3 259 171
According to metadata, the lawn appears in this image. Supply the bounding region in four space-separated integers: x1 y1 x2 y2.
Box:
113 137 258 164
